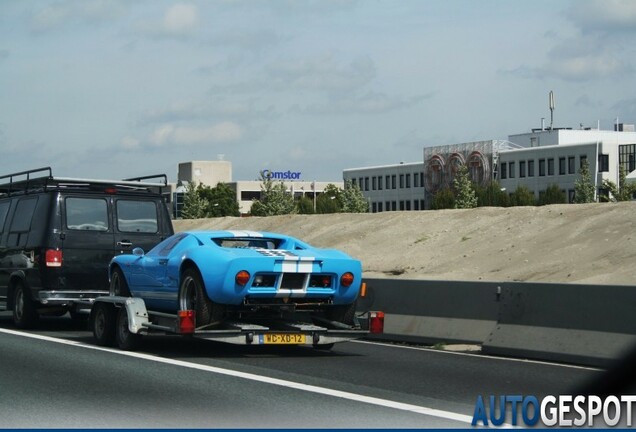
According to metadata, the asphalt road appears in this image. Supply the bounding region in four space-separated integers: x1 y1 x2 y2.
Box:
0 312 602 428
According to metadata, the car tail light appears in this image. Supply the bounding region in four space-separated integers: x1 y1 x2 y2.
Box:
369 311 384 334
340 272 354 287
46 249 63 267
309 275 331 287
236 270 250 286
178 310 195 334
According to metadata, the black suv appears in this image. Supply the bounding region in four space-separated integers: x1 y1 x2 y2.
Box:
0 167 174 328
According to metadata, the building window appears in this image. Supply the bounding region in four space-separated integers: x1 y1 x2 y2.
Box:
548 158 555 176
568 156 575 174
528 160 535 177
598 154 609 172
385 201 390 211
392 201 397 211
580 155 587 169
559 157 566 175
378 176 383 190
414 173 419 188
372 202 377 213
350 178 356 188
385 175 390 189
391 175 396 189
519 161 526 178
406 201 411 210
406 173 411 188
420 172 424 187
509 162 515 178
501 162 507 179
539 159 546 176
414 200 419 210
364 177 369 191
378 202 383 212
530 137 538 147
399 174 405 188
619 144 636 173
359 177 363 188
568 189 575 203
371 177 377 191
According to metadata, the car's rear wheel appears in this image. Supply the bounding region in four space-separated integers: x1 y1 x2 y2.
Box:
326 302 356 325
110 267 131 297
12 282 39 329
179 268 224 327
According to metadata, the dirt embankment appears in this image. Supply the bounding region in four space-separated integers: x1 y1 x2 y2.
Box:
173 202 636 286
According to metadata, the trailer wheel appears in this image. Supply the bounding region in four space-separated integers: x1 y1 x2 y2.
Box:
92 303 116 347
12 282 39 329
179 268 223 327
115 307 141 351
110 267 131 297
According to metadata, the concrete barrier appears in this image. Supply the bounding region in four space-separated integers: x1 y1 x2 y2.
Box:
359 278 500 344
359 278 636 367
482 283 636 367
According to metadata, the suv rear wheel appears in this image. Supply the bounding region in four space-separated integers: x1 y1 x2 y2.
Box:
12 282 39 329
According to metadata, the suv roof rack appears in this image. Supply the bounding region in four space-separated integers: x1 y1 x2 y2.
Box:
0 167 169 197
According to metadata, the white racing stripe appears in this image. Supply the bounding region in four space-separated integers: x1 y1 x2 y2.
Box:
0 327 474 425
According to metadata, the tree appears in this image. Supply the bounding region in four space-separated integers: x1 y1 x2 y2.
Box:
431 187 455 210
341 180 369 213
249 172 296 216
601 166 635 202
539 184 566 205
574 159 596 204
295 196 315 214
453 165 477 209
510 185 536 206
475 181 510 207
180 181 209 219
316 183 342 214
197 182 240 217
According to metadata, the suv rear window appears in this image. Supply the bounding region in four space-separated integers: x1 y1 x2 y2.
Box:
117 200 158 233
66 197 109 231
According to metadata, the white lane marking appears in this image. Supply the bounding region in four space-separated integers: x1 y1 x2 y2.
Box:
352 340 602 371
0 327 473 425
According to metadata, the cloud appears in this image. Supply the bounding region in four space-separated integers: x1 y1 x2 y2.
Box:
566 0 636 34
137 3 199 39
147 122 242 147
29 0 128 33
297 91 432 115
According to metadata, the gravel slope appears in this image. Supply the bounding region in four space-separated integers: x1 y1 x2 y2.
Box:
173 202 636 285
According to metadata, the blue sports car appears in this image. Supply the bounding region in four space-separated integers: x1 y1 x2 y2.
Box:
108 230 362 327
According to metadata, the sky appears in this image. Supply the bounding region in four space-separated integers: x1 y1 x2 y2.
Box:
1 0 636 183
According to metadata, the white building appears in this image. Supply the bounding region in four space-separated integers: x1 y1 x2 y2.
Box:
173 161 342 216
343 162 425 212
499 125 636 202
344 123 636 210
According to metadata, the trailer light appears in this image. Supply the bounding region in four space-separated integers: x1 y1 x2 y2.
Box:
369 311 384 334
178 310 196 334
236 270 250 286
45 249 63 267
340 272 354 287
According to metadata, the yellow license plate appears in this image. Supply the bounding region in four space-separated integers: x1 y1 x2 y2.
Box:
261 333 306 344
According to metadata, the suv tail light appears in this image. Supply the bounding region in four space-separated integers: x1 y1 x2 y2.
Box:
46 249 63 267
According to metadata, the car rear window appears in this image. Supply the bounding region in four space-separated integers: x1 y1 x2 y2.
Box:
66 197 109 231
213 238 281 249
117 200 158 233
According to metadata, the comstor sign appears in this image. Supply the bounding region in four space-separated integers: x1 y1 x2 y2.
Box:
261 170 302 180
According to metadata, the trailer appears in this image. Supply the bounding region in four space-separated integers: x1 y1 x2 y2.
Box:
90 296 385 351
